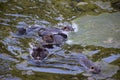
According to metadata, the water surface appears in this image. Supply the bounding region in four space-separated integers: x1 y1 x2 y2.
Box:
0 0 120 80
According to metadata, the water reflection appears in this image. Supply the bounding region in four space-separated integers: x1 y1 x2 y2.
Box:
0 58 21 80
102 54 120 63
0 54 19 62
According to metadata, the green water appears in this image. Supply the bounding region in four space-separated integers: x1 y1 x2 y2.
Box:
0 0 120 80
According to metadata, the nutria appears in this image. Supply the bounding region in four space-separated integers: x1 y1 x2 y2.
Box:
30 46 49 62
17 25 74 37
38 25 74 36
61 25 74 31
39 30 67 46
79 57 101 74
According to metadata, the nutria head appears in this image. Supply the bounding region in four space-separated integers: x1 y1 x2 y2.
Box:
79 57 101 74
42 34 54 43
89 65 101 74
61 26 74 31
31 47 49 62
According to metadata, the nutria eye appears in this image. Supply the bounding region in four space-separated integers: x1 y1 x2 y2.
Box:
64 27 67 29
91 66 94 69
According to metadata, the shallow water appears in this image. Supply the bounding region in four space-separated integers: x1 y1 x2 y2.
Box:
0 0 120 80
68 12 120 48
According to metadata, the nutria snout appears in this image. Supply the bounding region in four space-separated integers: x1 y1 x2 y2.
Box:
89 66 101 74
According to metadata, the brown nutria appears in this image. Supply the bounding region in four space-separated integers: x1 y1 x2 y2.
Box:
79 57 101 74
38 25 74 36
40 31 54 43
61 26 74 31
30 46 49 62
38 27 68 45
40 31 67 46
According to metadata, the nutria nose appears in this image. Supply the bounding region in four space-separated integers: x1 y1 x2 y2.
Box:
95 69 101 74
94 69 101 74
36 56 40 60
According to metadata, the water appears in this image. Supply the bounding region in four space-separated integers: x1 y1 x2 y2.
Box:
0 0 120 80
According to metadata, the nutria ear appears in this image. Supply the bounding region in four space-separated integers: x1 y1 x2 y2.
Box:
90 66 94 69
